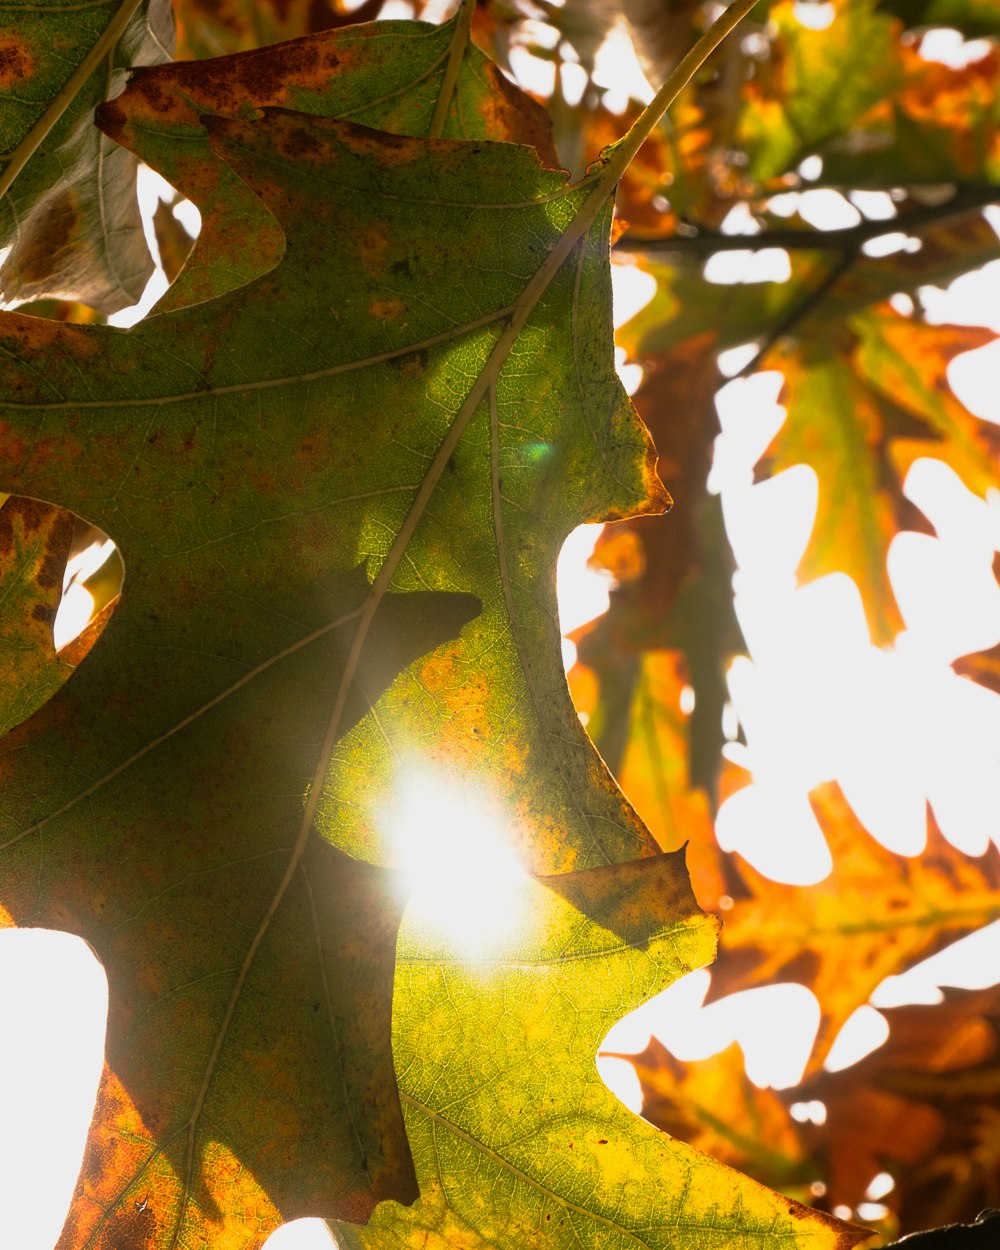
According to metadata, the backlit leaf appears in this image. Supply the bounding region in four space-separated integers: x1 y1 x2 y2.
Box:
763 344 904 642
4 43 850 1238
98 15 556 309
714 783 1000 1069
819 42 1000 186
737 0 901 184
0 0 174 311
626 1038 810 1192
335 856 862 1250
852 310 1000 494
575 332 744 796
803 985 1000 1229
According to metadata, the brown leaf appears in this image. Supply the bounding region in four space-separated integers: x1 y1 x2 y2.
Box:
804 986 1000 1230
714 782 1000 1072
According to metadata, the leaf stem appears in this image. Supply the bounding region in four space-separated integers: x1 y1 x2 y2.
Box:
597 0 759 191
0 0 145 204
428 0 477 140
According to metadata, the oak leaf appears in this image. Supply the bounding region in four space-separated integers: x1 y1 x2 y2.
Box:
624 1037 810 1192
803 985 1000 1229
737 0 901 185
0 99 666 1243
334 857 863 1250
713 783 1000 1070
0 0 174 311
97 14 556 310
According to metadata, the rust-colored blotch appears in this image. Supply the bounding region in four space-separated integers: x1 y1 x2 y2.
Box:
369 299 405 320
0 35 34 91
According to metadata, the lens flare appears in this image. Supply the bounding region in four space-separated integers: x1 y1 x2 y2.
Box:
381 771 528 953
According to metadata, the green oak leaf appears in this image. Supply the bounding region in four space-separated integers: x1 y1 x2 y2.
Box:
335 854 865 1250
0 100 667 1246
0 0 174 311
97 15 557 311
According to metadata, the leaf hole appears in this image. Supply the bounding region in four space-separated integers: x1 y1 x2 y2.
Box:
0 928 107 1248
54 517 123 657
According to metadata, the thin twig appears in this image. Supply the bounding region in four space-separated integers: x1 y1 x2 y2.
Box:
598 0 759 187
619 181 1000 379
428 0 476 140
614 182 1000 255
734 250 853 378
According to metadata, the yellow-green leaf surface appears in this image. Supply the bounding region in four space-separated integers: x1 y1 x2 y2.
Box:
0 0 174 311
98 15 556 310
336 856 862 1250
627 1038 810 1195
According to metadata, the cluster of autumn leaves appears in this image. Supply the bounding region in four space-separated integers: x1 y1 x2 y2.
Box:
1 0 999 1245
523 0 1000 1236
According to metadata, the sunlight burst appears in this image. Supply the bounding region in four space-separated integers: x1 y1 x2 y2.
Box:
382 771 528 952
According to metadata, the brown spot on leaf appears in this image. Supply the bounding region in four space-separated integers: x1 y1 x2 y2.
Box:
274 118 324 159
359 225 390 271
0 36 34 90
396 348 427 378
339 122 421 166
370 299 405 320
0 422 27 463
102 1200 158 1250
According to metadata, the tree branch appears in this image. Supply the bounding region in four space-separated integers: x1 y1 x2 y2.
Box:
613 182 1000 256
734 250 853 378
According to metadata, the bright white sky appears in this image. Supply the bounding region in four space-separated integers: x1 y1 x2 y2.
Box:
2 8 999 1249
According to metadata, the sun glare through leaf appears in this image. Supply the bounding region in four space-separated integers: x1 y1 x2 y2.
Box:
381 771 529 952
